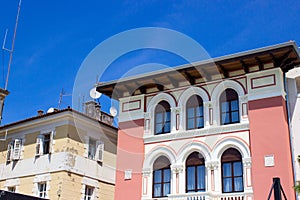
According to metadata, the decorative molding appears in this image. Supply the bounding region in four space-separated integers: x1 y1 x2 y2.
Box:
144 112 151 119
243 158 252 168
144 123 249 144
142 168 151 177
206 161 219 170
171 164 183 174
171 107 181 114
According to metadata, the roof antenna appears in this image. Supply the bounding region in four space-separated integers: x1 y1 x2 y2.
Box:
58 88 71 110
0 0 22 124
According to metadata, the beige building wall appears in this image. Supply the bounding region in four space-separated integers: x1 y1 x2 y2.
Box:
0 110 117 200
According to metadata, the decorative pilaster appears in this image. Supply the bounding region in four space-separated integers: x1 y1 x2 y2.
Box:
144 112 151 134
171 107 182 131
206 161 220 192
142 168 151 196
171 164 183 194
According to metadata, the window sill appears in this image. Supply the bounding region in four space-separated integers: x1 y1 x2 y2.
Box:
144 123 249 144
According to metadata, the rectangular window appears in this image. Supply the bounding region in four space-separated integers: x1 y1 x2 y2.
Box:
38 182 47 198
7 186 16 192
36 132 54 156
153 168 171 197
84 186 94 200
7 139 22 162
43 134 51 154
88 139 96 160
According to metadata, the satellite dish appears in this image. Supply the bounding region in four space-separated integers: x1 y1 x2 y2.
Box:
47 107 55 113
110 106 117 117
89 87 102 99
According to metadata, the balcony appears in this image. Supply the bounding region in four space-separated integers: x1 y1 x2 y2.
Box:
165 192 251 200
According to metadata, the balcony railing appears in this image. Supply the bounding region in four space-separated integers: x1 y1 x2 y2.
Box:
166 192 250 200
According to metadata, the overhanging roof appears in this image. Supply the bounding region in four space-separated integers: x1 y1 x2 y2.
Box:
97 41 300 99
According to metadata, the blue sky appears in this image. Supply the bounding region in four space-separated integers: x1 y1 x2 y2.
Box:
0 0 300 124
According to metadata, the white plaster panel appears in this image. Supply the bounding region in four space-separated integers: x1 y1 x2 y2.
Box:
247 68 285 101
119 95 145 122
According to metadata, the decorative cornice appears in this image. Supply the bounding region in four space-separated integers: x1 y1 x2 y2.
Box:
171 164 184 174
206 161 219 170
243 157 252 168
171 107 181 114
142 168 152 177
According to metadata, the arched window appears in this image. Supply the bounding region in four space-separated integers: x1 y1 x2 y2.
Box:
155 101 171 134
221 148 244 193
220 89 239 125
186 152 205 193
153 156 171 198
186 95 204 130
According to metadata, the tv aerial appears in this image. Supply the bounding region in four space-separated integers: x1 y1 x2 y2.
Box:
0 0 22 124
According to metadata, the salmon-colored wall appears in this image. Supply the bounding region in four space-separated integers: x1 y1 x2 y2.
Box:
248 96 295 200
114 119 144 200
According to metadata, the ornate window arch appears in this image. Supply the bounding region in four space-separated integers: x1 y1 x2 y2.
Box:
154 101 171 134
178 87 210 130
146 93 176 135
211 80 245 125
186 152 206 193
221 148 244 193
153 156 171 198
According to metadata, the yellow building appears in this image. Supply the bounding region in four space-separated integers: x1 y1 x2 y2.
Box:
0 103 117 200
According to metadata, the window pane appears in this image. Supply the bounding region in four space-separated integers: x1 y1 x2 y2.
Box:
187 119 194 129
187 108 194 118
153 183 161 197
221 102 229 112
231 100 239 111
163 183 170 196
197 165 205 190
196 117 204 128
156 113 163 123
231 111 239 123
233 162 243 176
222 113 230 124
234 177 244 192
165 111 171 122
187 167 195 190
196 106 203 117
223 178 232 192
163 169 171 182
154 170 162 183
163 122 170 133
223 163 232 177
155 124 163 134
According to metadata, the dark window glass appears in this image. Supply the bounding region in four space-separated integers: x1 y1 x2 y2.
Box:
221 148 244 193
186 152 205 193
153 156 171 198
220 89 239 125
186 95 204 130
43 134 51 154
155 101 171 134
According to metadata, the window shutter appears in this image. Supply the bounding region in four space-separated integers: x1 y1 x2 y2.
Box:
12 139 21 160
49 131 54 154
35 136 43 156
95 141 104 162
83 136 89 158
6 142 13 162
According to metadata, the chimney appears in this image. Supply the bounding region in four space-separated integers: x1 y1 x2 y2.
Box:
85 100 101 120
37 110 44 116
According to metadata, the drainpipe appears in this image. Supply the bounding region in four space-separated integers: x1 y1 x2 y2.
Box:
283 73 297 200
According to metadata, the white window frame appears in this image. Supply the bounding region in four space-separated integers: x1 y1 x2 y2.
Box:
33 174 51 198
36 130 54 156
7 138 22 162
84 185 94 200
85 137 104 162
81 177 99 200
37 182 47 198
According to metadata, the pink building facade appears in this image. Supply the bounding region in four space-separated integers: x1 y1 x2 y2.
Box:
97 42 300 200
